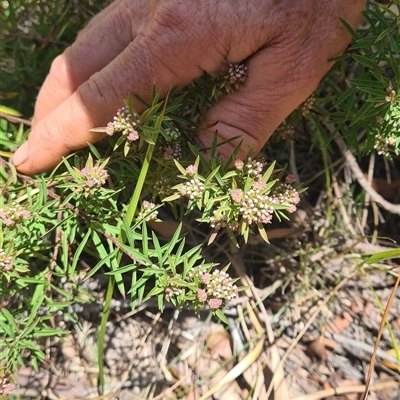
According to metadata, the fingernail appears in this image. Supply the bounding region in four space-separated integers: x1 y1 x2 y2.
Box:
12 142 29 166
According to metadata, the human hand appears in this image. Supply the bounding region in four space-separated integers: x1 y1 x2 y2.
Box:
13 0 365 174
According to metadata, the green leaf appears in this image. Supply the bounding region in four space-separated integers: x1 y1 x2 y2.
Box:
85 248 119 279
257 223 270 243
34 328 70 337
261 161 276 183
214 309 229 324
70 228 92 274
205 166 221 184
162 193 181 202
351 101 376 126
0 105 22 116
146 285 165 298
352 54 382 73
122 217 136 248
89 127 107 133
0 316 16 339
105 263 138 275
151 231 163 265
365 248 400 264
339 18 358 41
87 143 102 159
1 309 18 338
173 159 188 175
227 227 239 248
163 223 183 263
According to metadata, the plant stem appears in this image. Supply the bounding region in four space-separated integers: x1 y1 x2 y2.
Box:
97 131 159 395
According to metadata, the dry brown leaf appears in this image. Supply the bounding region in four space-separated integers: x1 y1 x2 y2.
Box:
327 312 353 334
198 335 265 400
308 337 326 360
381 349 400 372
61 334 78 359
306 336 336 361
206 330 232 362
369 176 400 201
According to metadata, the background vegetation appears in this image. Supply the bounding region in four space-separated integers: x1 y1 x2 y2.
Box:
0 0 399 399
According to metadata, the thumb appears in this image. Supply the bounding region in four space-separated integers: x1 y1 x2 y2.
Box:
199 46 327 160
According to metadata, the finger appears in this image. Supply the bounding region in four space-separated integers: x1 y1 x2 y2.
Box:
13 19 228 174
199 0 366 160
199 42 336 160
34 0 144 123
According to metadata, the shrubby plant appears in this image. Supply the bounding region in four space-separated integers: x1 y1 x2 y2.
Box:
0 0 399 396
0 61 302 385
274 2 400 157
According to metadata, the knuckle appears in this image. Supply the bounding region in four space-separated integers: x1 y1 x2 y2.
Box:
111 7 134 43
153 1 191 30
76 78 112 126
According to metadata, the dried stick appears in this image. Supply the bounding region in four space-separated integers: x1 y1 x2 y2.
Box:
293 380 400 400
332 133 400 215
0 112 32 126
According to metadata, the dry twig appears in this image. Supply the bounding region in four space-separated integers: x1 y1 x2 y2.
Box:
332 132 400 215
0 111 32 126
361 272 400 400
293 380 400 400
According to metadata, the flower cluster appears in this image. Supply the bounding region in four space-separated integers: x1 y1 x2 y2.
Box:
154 177 173 196
209 211 228 231
217 62 248 94
163 128 181 143
373 133 397 156
188 267 238 310
163 143 182 160
0 204 30 227
235 157 264 178
80 166 108 188
0 375 13 395
185 165 197 176
164 282 183 301
274 120 295 140
177 178 205 200
0 249 13 271
172 157 301 242
0 57 15 74
385 85 397 104
76 157 109 198
214 159 301 231
299 94 315 116
105 105 140 142
138 200 158 221
239 188 275 225
272 183 301 213
227 63 248 85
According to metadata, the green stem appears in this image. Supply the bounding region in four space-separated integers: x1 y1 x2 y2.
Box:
96 273 114 394
97 132 158 395
123 135 158 234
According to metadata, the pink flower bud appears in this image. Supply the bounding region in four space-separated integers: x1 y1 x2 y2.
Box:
197 289 207 302
285 174 296 184
208 298 223 309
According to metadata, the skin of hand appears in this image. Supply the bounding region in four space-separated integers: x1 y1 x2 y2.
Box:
12 0 366 174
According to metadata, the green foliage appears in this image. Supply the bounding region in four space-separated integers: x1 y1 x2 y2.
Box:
324 2 399 157
1 0 400 394
0 0 112 115
1 68 300 379
273 2 400 159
